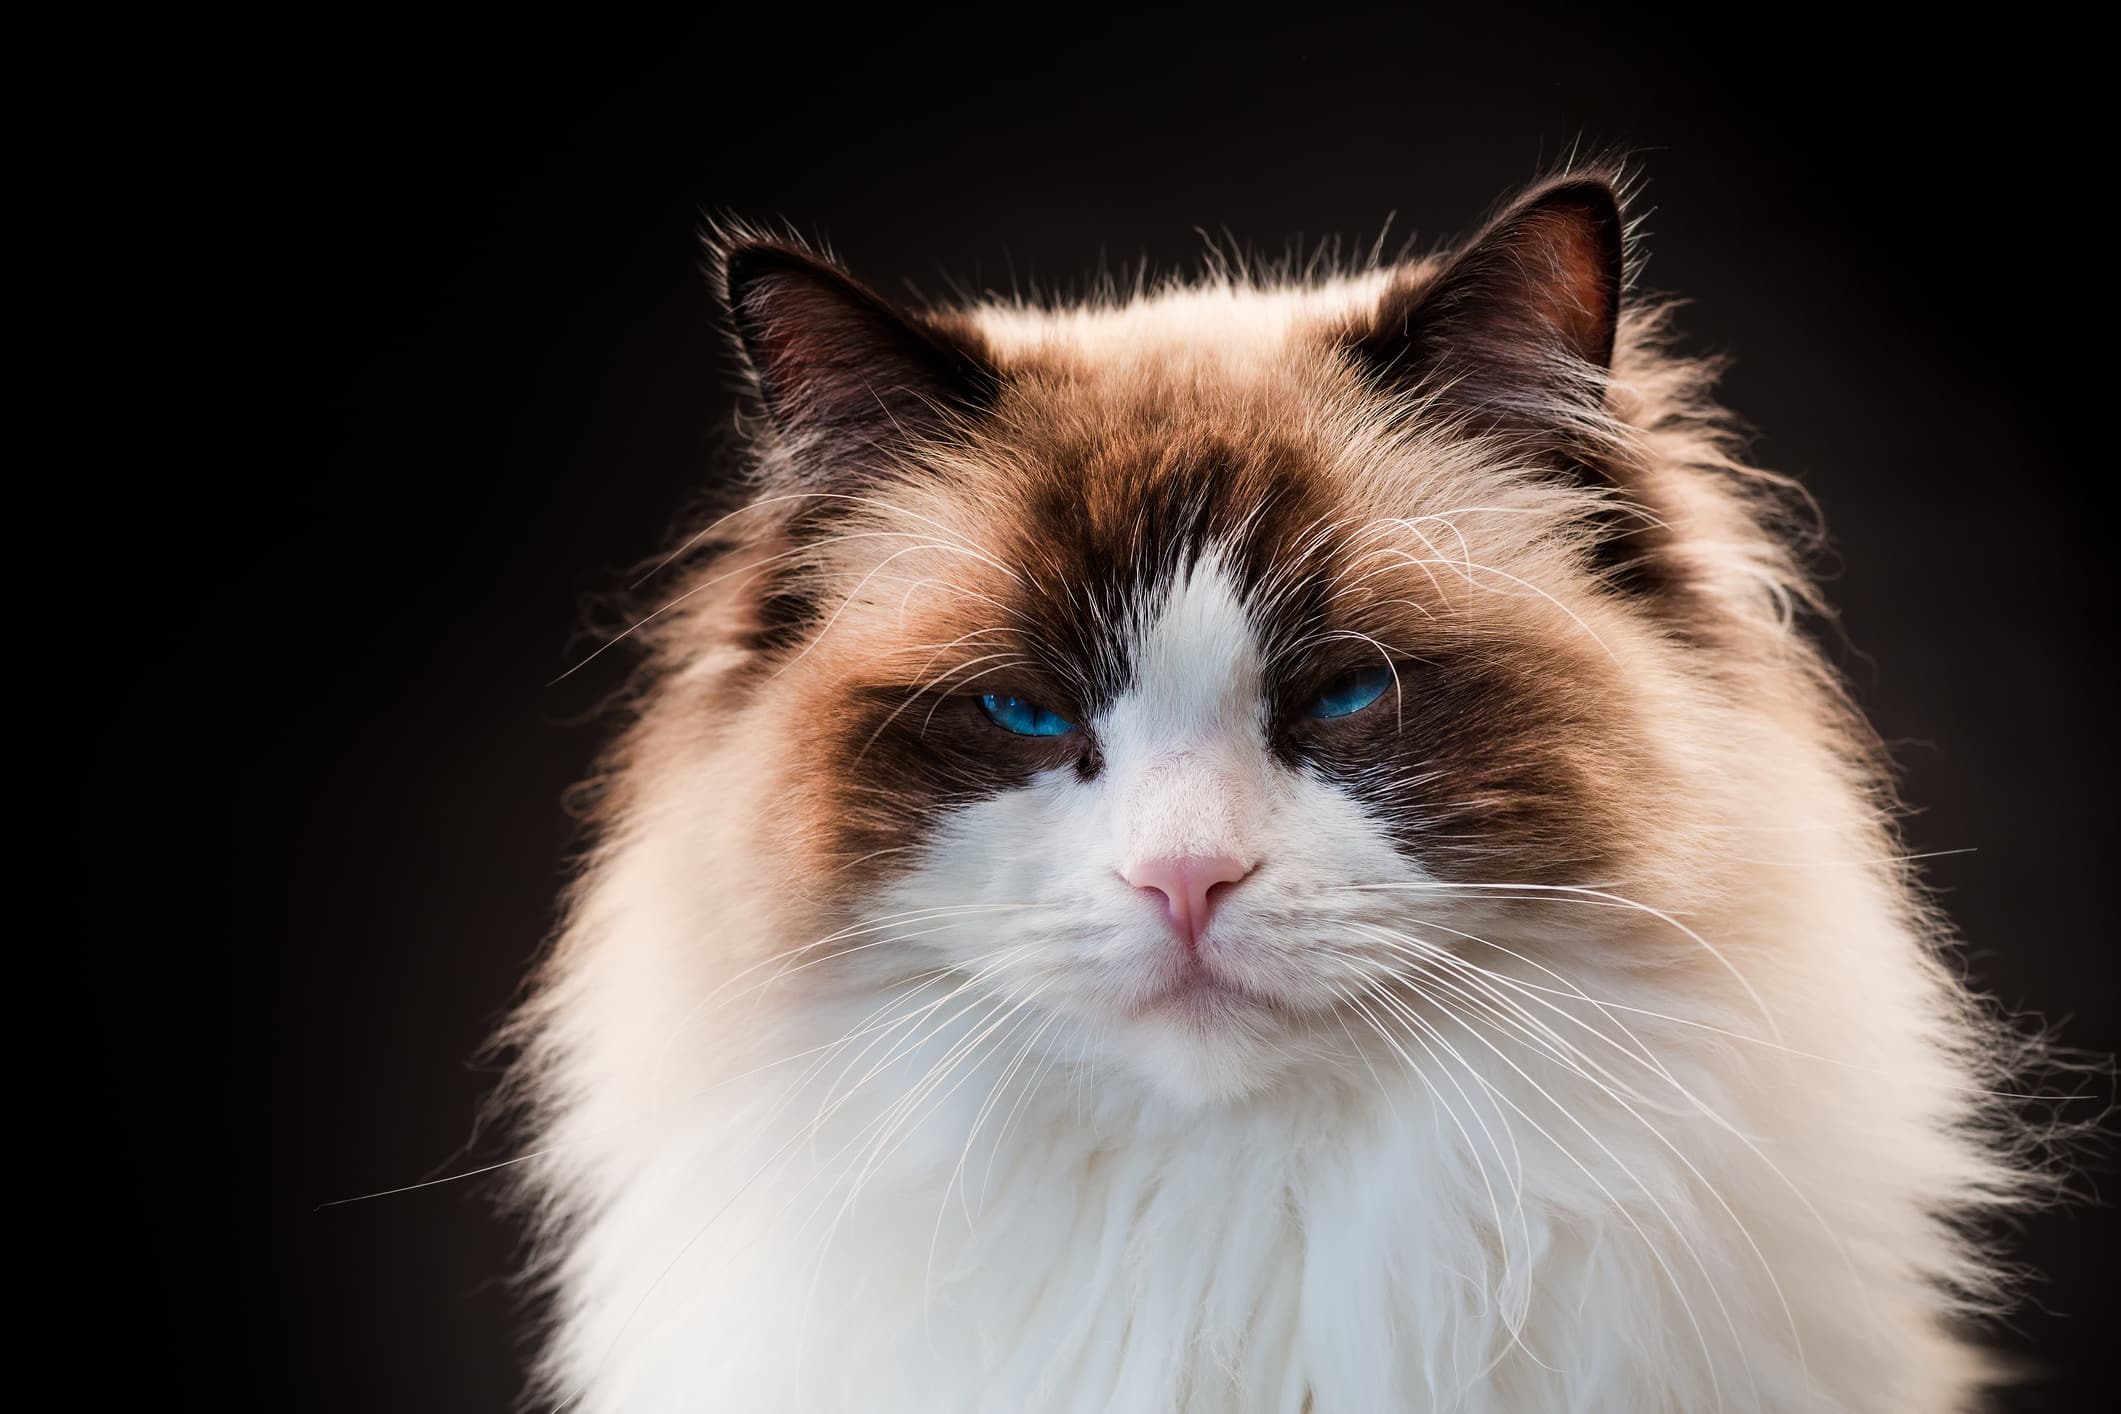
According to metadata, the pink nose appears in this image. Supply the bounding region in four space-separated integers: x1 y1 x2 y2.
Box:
1124 854 1251 949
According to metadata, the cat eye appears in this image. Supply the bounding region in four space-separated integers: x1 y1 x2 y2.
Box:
978 692 1078 737
1306 664 1395 719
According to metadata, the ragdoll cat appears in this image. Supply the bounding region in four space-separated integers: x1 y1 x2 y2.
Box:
507 169 2028 1412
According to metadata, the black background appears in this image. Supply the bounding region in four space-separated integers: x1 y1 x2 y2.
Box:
77 11 2113 1411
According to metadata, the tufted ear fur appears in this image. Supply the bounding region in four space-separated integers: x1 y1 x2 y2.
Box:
1350 174 1625 465
718 240 998 485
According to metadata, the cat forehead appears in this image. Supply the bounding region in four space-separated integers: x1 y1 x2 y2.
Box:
817 410 1583 718
1102 555 1265 741
973 437 1349 708
801 273 1602 712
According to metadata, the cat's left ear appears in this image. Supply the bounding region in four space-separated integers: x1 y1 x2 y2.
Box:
1350 174 1625 457
717 238 998 485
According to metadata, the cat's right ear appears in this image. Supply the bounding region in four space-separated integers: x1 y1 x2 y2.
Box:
716 238 998 485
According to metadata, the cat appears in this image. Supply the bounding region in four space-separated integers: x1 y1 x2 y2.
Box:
504 167 2033 1412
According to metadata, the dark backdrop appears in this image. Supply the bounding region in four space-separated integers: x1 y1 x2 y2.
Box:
83 12 2112 1411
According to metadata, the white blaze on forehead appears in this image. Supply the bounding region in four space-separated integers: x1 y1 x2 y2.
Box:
1107 553 1264 744
1098 554 1271 866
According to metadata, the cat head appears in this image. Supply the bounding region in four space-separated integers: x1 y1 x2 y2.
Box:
632 170 1790 1105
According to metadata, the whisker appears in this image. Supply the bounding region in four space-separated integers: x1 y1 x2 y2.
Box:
1362 979 1737 1411
1338 880 1783 1043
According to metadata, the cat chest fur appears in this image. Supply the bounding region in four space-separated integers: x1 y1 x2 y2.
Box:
535 958 1893 1414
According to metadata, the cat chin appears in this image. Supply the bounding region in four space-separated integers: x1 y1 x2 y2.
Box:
1105 1003 1297 1107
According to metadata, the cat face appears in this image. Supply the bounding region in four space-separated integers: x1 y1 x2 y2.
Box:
675 175 1692 1104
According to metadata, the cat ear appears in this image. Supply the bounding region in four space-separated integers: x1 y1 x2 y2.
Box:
718 240 997 482
1352 175 1624 447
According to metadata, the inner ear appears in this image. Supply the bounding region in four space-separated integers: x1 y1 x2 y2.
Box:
1351 176 1624 436
719 241 998 483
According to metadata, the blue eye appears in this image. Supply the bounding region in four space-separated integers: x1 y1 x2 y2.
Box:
1307 664 1394 719
978 693 1077 737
